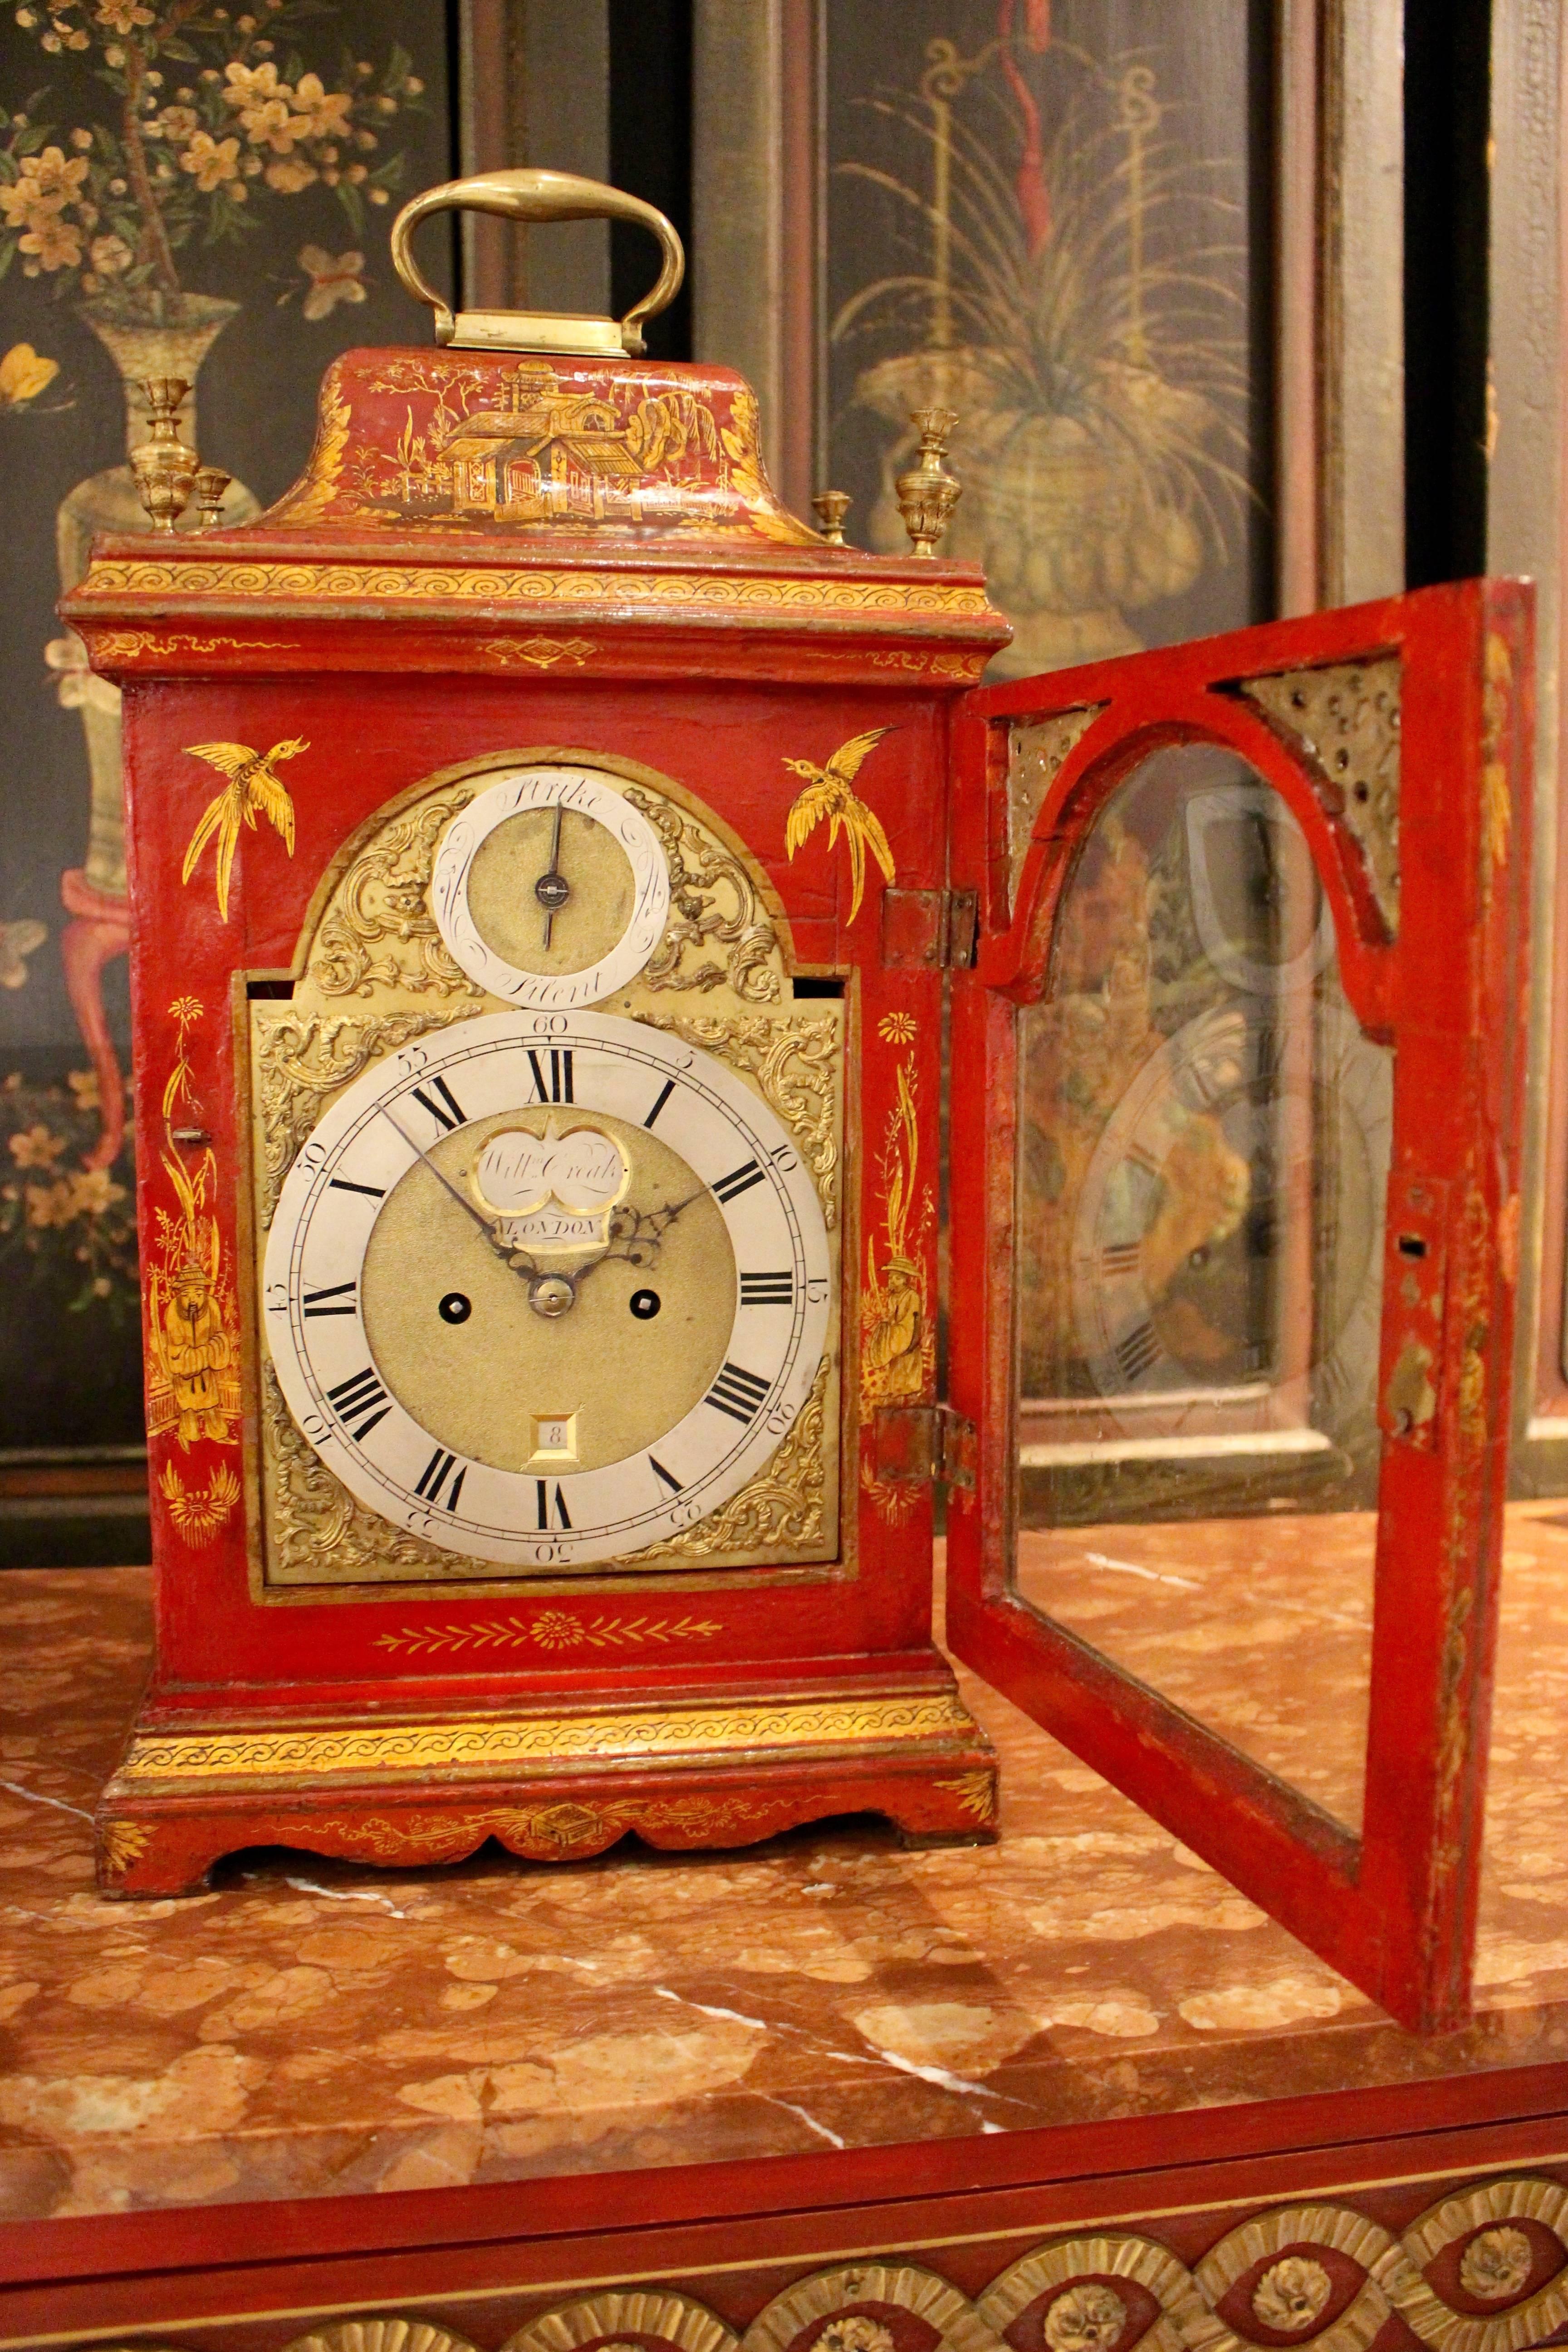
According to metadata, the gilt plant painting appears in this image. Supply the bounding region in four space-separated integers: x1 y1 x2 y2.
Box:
0 0 453 1460
826 0 1272 678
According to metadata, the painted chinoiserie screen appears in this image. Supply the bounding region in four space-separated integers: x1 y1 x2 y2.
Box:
945 583 1534 2034
0 3 453 1465
824 0 1274 679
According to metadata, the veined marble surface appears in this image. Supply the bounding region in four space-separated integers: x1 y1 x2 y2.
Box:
2 1510 1567 2221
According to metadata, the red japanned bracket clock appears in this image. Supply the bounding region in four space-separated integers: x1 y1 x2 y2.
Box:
63 172 1533 2035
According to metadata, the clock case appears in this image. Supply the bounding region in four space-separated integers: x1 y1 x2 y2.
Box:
61 338 1531 2036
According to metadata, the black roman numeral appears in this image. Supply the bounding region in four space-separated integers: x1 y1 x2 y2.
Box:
411 1074 466 1132
535 1479 572 1530
704 1360 770 1425
1099 1242 1142 1279
740 1270 794 1306
414 1447 466 1512
325 1365 392 1442
303 1280 358 1318
712 1158 764 1205
328 1176 385 1200
527 1049 574 1104
1113 1321 1162 1384
648 1455 683 1497
644 1077 676 1130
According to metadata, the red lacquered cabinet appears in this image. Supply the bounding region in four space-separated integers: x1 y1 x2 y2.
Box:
59 174 1534 2038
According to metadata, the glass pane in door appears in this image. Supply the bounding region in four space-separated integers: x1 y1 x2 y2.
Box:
1011 739 1391 1830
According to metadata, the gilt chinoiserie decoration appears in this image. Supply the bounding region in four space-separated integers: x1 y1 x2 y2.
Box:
61 172 1006 1904
64 172 1534 2038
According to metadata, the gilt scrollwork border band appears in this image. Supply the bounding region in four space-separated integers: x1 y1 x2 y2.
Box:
85 2173 1568 2352
78 559 997 622
117 1689 978 1783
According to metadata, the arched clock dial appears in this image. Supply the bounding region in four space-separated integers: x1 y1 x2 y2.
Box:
429 765 671 1009
263 1010 831 1569
1069 998 1391 1428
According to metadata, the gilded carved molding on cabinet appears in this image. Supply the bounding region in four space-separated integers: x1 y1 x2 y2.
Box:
1044 2287 1128 2352
288 2328 478 2352
117 1689 979 1782
78 556 998 621
746 2262 999 2352
79 2175 1568 2352
503 2289 740 2352
1253 2261 1333 2333
1240 656 1401 935
625 786 784 1002
1007 704 1107 909
980 2233 1201 2352
1460 2232 1534 2302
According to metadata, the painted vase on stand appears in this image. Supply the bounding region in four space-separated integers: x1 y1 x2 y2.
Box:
47 292 260 1169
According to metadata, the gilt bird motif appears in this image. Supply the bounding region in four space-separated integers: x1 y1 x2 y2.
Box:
783 726 896 923
180 737 307 921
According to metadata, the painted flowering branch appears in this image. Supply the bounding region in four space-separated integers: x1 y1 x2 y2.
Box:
0 0 424 298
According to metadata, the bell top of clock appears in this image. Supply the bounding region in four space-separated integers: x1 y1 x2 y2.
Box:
60 171 1010 690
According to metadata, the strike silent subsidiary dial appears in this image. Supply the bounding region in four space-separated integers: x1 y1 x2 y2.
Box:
429 764 671 1010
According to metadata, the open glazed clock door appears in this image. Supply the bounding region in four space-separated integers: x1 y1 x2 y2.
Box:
945 581 1534 2034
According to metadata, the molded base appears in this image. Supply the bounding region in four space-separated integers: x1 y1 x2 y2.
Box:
95 1676 998 1894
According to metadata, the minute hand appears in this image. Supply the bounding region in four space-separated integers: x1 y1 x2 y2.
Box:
378 1103 524 1274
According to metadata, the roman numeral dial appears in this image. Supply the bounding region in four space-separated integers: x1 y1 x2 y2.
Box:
264 1005 836 1574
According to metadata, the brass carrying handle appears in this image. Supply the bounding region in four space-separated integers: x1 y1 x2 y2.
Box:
390 168 685 357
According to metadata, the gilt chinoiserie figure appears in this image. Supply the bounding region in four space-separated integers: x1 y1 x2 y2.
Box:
64 173 1536 2041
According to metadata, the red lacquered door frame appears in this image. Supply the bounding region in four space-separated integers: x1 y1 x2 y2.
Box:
945 580 1534 2033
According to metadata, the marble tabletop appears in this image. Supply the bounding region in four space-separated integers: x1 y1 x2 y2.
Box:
3 1509 1568 2224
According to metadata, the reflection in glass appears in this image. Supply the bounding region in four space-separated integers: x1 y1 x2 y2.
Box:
1011 740 1390 1829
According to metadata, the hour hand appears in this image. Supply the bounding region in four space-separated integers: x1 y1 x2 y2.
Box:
587 1182 709 1274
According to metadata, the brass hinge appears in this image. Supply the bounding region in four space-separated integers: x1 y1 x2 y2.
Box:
871 1402 978 1492
880 888 980 970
